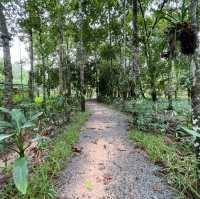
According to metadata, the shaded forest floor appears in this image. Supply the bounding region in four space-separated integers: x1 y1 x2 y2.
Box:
56 102 176 199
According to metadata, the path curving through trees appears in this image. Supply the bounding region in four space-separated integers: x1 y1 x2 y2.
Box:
56 102 175 199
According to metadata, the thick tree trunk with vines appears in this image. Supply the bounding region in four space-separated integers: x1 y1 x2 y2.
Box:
0 3 13 110
190 0 200 193
28 29 34 100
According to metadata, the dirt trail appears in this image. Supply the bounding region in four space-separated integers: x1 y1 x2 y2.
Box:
56 102 175 199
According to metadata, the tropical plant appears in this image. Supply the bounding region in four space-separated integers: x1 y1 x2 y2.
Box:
0 108 42 194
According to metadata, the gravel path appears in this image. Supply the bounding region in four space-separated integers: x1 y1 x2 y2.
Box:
56 102 175 199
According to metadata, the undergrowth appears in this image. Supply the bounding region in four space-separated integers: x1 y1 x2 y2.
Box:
0 111 90 199
130 130 198 199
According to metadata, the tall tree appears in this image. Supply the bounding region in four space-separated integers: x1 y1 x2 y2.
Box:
190 0 200 192
0 3 13 110
57 2 65 95
131 0 140 124
132 0 140 80
28 28 34 100
79 0 85 112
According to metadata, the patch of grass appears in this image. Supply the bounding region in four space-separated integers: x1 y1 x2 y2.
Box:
129 130 198 199
0 111 90 199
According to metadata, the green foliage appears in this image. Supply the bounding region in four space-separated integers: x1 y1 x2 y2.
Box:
130 130 198 198
12 95 24 104
0 111 90 199
111 99 192 132
12 157 28 195
34 96 43 105
0 107 42 194
181 127 200 138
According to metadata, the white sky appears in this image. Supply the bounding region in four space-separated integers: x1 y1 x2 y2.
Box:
0 36 30 70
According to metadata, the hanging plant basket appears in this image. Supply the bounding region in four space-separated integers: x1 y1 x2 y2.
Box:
161 22 198 58
176 22 197 55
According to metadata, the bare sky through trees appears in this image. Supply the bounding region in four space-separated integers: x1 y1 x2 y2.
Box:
0 36 29 69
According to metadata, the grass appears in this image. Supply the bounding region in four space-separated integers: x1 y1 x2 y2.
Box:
0 111 90 199
129 130 198 199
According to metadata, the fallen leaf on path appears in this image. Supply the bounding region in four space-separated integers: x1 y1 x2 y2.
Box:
153 184 161 192
117 147 126 151
91 140 98 144
96 176 102 183
98 163 105 171
72 147 82 154
87 127 97 130
56 195 69 199
84 180 93 191
103 174 113 185
154 159 165 167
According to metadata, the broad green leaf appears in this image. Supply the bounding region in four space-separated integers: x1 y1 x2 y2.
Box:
30 112 43 121
11 109 26 129
181 127 200 138
13 157 28 195
21 121 34 129
0 134 13 142
0 107 11 114
0 121 13 129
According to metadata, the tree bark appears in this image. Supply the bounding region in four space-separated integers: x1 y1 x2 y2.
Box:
28 29 34 100
80 1 85 112
80 57 85 112
132 0 140 79
167 58 173 110
66 40 71 98
0 3 13 110
58 20 65 95
190 0 200 193
131 0 141 124
39 31 46 110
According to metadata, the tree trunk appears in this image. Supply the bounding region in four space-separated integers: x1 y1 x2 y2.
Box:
58 20 65 95
28 29 34 100
132 0 140 126
108 5 113 98
167 58 173 110
39 31 46 110
80 1 85 112
42 55 46 110
80 60 85 112
66 40 71 98
0 3 13 110
132 0 140 79
190 0 200 193
192 68 200 193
